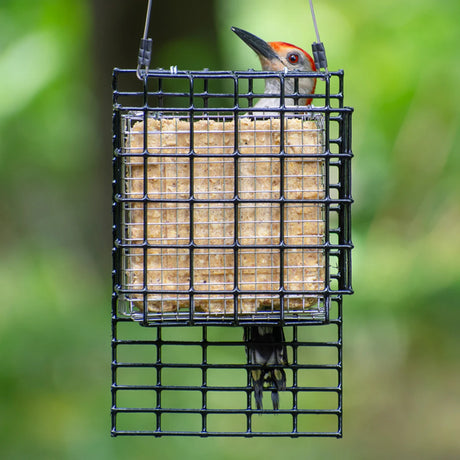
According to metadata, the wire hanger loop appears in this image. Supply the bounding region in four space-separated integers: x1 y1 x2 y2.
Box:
136 0 153 80
308 0 328 71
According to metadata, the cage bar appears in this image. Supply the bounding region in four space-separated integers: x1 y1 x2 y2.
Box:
111 298 343 437
112 68 352 437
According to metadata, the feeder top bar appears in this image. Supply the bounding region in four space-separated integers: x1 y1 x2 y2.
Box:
114 68 343 79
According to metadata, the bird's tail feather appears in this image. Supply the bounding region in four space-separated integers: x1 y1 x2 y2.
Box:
271 390 280 410
272 368 287 391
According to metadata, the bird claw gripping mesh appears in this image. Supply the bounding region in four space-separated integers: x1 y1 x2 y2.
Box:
112 68 353 437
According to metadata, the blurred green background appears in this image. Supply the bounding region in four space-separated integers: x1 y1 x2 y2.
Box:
1 0 459 458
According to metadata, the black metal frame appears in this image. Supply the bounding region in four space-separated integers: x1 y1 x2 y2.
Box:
112 68 353 437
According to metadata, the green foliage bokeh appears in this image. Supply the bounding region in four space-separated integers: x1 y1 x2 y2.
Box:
1 0 459 458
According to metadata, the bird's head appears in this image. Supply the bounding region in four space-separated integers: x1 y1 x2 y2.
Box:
232 26 316 104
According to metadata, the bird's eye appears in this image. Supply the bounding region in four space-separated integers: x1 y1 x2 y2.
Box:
288 53 299 64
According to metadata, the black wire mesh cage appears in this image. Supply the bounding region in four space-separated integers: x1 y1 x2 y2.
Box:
112 67 353 437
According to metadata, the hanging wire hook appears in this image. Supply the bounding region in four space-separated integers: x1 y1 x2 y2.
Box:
308 0 328 72
136 0 153 80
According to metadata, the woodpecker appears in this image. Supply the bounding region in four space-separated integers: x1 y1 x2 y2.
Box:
231 26 316 110
232 27 316 410
244 326 288 410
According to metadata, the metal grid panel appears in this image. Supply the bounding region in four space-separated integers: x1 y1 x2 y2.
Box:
113 69 352 326
112 68 352 437
111 298 342 437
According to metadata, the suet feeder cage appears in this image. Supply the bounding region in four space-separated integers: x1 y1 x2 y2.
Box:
112 2 353 438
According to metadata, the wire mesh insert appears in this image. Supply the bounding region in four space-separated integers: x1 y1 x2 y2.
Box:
120 115 325 321
112 68 353 437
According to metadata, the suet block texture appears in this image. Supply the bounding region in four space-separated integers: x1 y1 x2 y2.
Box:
121 117 325 317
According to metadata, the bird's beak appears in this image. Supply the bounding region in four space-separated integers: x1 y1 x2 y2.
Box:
231 27 281 65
